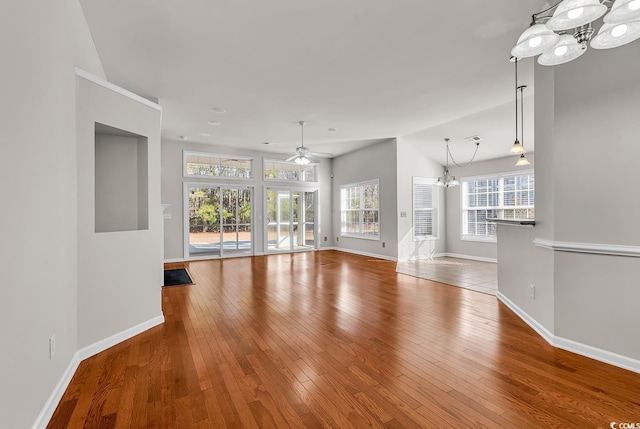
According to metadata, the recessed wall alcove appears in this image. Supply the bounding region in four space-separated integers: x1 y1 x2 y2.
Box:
94 122 148 232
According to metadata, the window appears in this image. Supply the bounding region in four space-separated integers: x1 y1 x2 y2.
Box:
462 171 534 242
340 180 379 239
264 159 317 182
413 177 438 240
184 151 252 179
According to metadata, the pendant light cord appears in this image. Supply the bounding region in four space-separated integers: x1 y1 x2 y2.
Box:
447 143 480 168
515 57 518 142
520 86 525 150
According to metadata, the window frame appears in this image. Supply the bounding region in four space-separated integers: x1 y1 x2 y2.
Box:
263 158 319 183
183 151 254 180
461 170 534 243
340 179 380 240
412 177 438 241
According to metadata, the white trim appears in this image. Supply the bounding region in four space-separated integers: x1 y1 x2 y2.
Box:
78 314 165 361
74 68 161 112
497 292 640 374
441 252 497 263
32 352 81 429
533 238 640 257
164 258 186 263
332 247 397 262
33 314 165 428
496 292 555 343
553 336 640 374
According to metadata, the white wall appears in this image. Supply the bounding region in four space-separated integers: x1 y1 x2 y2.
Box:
396 137 445 261
332 139 398 259
0 1 104 427
161 140 333 260
447 154 535 261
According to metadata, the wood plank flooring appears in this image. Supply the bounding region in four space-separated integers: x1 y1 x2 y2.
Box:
48 251 640 428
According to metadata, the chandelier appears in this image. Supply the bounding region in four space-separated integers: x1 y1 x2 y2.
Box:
435 138 480 188
512 0 640 66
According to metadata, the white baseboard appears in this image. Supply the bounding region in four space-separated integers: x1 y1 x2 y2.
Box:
33 314 165 429
31 351 81 429
331 247 397 262
164 258 185 263
441 253 497 263
496 292 640 374
78 314 165 361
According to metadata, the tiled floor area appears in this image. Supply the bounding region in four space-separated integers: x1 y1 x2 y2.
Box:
396 257 498 295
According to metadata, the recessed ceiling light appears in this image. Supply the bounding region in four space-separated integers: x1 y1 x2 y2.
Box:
263 142 270 145
179 135 188 141
207 120 221 126
328 128 338 132
210 107 226 114
200 133 211 137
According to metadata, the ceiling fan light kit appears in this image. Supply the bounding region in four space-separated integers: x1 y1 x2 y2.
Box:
512 0 640 66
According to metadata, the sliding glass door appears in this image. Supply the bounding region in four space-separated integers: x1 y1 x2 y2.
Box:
186 184 253 258
265 188 317 253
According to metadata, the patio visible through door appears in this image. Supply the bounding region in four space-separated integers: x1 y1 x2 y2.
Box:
186 185 253 258
266 188 316 252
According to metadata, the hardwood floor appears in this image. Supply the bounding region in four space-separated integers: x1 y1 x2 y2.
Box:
48 251 640 428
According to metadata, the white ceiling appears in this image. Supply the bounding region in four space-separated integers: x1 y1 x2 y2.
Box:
79 0 544 164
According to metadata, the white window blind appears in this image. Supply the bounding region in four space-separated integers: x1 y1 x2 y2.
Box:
413 177 437 240
462 171 534 242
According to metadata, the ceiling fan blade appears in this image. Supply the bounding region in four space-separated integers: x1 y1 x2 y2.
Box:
285 154 299 162
309 151 333 158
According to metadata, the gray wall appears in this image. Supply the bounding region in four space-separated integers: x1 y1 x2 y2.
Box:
161 140 333 260
499 44 640 361
447 154 535 261
396 137 446 261
0 0 105 427
76 76 163 349
332 139 398 259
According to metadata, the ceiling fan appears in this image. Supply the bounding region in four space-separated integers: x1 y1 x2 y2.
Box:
285 121 332 165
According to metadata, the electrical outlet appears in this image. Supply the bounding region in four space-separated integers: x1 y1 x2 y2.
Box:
530 284 535 299
336 237 339 241
49 335 56 359
382 242 386 248
324 236 327 241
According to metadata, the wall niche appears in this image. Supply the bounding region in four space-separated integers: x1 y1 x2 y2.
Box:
94 122 148 232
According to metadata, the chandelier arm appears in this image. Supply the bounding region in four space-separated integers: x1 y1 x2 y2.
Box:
447 143 480 168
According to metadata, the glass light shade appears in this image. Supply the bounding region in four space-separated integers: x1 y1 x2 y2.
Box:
538 33 586 65
546 0 607 31
515 154 531 166
604 0 640 24
591 20 640 49
435 179 445 187
509 139 526 154
295 156 310 165
511 24 561 58
448 178 460 187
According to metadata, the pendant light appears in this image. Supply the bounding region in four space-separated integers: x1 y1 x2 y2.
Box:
436 137 480 187
509 57 525 154
605 0 640 24
515 84 531 167
538 33 586 65
546 0 607 31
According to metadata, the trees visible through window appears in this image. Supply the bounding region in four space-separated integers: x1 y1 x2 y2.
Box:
413 177 437 240
184 152 252 179
462 171 534 242
340 180 379 239
264 160 317 182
